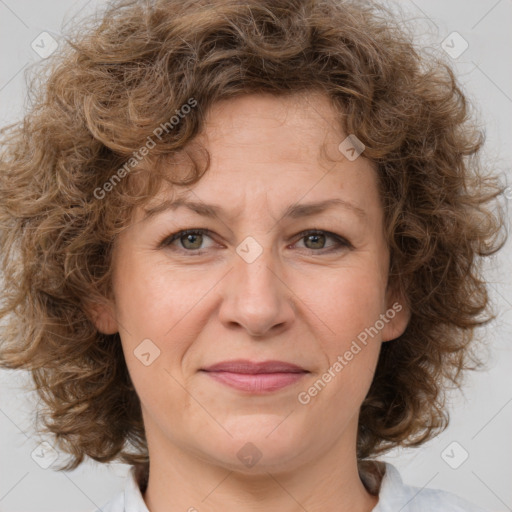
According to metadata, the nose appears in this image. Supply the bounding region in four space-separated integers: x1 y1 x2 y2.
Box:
217 243 295 337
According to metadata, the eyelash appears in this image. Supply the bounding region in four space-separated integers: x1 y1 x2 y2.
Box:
159 228 352 255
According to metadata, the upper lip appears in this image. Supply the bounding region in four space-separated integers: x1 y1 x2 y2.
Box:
201 359 308 374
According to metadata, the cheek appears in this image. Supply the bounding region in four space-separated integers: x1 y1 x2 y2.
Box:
295 264 387 343
292 261 386 398
113 251 211 338
111 255 186 388
112 253 219 402
299 272 383 414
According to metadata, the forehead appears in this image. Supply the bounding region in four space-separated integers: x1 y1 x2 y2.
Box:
129 91 381 226
202 92 342 157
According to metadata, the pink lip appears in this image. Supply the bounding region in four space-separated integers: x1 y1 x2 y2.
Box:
201 359 308 393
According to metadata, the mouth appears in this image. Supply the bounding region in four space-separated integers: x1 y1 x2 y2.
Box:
200 359 309 393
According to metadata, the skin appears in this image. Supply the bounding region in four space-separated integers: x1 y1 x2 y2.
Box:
92 91 410 512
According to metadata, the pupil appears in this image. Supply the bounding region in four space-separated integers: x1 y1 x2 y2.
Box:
306 233 325 249
183 233 202 249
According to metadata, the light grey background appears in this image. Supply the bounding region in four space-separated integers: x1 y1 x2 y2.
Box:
0 1 511 511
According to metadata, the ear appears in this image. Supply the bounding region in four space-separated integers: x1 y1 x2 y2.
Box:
381 280 411 342
86 299 119 335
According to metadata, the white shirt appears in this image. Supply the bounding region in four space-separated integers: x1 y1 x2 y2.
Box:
96 462 486 512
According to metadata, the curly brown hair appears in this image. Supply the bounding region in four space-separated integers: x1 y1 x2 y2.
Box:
0 0 506 480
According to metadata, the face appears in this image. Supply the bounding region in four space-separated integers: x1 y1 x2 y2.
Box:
93 92 409 474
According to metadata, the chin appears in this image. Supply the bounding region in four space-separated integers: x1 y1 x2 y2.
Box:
200 414 310 474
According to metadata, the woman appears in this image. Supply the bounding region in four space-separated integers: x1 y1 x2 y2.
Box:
0 0 505 510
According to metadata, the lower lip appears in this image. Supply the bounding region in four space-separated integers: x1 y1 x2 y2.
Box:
202 371 307 392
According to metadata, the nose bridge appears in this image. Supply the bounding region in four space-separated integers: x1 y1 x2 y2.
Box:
218 236 294 336
236 237 278 295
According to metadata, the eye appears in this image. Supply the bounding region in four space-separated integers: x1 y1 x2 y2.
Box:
159 228 352 255
160 228 216 252
292 229 351 252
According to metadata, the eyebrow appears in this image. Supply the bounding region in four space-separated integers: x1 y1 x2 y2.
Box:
143 197 368 223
